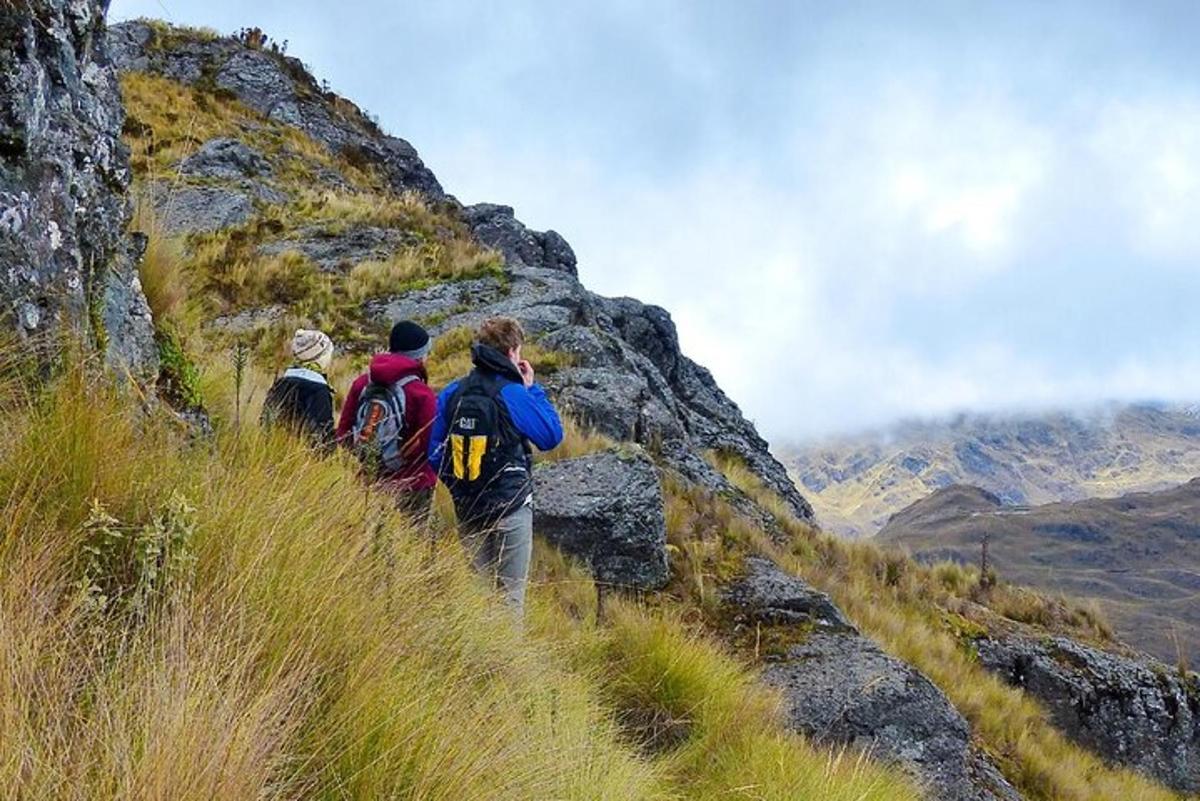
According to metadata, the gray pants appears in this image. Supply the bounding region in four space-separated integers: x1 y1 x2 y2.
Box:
459 503 533 616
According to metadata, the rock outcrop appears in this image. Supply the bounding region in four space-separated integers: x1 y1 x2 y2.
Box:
1 0 157 377
725 558 1022 801
107 20 443 200
463 203 577 277
978 635 1200 793
533 450 669 590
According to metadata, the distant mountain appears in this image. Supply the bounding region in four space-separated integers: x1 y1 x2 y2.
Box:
877 479 1200 666
780 403 1200 537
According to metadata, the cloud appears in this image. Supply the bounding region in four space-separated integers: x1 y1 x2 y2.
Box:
1089 96 1200 261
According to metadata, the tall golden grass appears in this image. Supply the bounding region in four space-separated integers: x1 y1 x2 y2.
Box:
0 362 659 799
528 548 923 801
0 354 924 800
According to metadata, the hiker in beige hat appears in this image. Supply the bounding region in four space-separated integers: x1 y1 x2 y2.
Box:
261 328 336 448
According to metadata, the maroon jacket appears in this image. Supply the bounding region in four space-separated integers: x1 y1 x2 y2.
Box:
336 353 437 491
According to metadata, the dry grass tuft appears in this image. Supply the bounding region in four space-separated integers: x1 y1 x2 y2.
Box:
528 550 923 801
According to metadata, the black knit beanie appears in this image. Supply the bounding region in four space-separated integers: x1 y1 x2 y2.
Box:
389 320 431 358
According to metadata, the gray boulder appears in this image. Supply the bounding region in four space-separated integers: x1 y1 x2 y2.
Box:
0 0 157 380
725 557 855 630
978 635 1200 793
724 559 1022 801
410 262 587 337
150 183 253 235
463 203 577 277
547 367 650 442
533 450 669 590
178 137 271 179
206 304 286 335
364 276 507 329
258 225 421 272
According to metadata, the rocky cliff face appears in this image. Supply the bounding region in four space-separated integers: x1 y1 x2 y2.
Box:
1 0 156 376
978 635 1200 794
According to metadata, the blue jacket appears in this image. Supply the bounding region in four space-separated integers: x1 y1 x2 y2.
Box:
429 344 563 520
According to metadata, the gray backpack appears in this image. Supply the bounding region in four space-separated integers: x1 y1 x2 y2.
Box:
350 376 418 475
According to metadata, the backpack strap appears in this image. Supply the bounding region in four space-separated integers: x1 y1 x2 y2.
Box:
390 374 419 415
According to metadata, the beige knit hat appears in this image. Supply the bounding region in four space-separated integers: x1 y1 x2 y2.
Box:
291 328 333 371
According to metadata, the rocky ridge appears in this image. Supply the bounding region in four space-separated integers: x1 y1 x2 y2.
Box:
1 0 156 377
106 17 813 524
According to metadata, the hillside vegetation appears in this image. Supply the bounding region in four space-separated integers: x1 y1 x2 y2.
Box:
12 18 1183 801
0 350 921 801
699 455 1187 801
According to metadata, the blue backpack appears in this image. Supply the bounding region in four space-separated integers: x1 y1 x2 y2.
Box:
351 376 418 475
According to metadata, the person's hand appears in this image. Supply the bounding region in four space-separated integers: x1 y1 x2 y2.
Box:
517 359 534 387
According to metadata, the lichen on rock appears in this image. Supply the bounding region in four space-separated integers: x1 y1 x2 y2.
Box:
1 0 157 379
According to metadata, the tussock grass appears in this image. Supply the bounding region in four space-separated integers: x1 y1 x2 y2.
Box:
537 413 616 462
346 243 503 302
282 187 454 233
0 353 926 800
0 361 663 800
132 197 192 330
703 452 1184 801
528 549 923 801
120 71 376 189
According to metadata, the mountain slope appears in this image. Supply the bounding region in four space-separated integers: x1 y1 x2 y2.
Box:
3 6 1195 800
1 7 924 800
107 18 812 525
100 18 1191 801
781 404 1200 537
878 479 1200 666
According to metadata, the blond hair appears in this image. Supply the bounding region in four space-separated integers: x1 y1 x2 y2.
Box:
476 317 525 354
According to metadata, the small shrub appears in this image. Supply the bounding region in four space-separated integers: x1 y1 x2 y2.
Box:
156 330 203 409
77 493 198 622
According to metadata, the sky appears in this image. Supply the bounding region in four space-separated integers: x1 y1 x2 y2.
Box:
109 0 1200 442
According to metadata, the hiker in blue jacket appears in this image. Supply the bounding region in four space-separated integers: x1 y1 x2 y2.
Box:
429 316 563 617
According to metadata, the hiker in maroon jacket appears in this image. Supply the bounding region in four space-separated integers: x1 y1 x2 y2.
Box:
336 321 437 517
